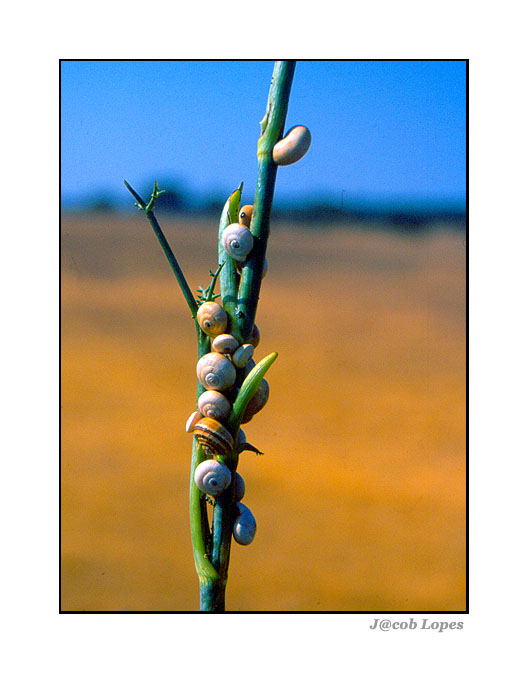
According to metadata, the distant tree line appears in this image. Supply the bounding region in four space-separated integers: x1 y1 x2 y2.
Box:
68 180 466 234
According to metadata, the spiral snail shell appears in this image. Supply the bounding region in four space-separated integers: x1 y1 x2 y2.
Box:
197 301 228 337
272 125 311 166
194 459 232 496
238 204 254 226
233 502 257 545
196 352 236 391
222 223 254 262
211 333 240 355
193 417 234 456
197 390 231 422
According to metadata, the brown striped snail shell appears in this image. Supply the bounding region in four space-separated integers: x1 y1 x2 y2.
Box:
238 204 254 226
197 301 228 337
196 352 236 391
197 390 231 422
222 223 254 261
233 502 257 545
193 417 234 456
272 125 311 166
211 333 240 354
194 459 232 496
241 378 269 423
232 343 255 368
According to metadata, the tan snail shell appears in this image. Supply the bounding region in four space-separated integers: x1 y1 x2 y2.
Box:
197 301 228 337
241 378 269 423
185 410 203 433
222 223 254 261
232 343 255 368
211 333 240 354
194 459 232 496
272 125 311 166
193 417 234 456
238 204 254 227
233 502 257 545
197 390 231 422
196 352 236 391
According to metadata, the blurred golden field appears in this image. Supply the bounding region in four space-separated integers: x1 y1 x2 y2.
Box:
61 212 466 612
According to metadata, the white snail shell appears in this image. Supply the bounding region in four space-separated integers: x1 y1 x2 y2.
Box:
193 417 234 456
232 343 255 368
197 390 231 422
272 125 311 166
236 428 247 446
197 352 236 391
239 204 254 226
222 223 254 261
185 410 203 433
197 301 228 337
212 333 240 354
233 472 245 502
233 502 257 545
194 459 232 496
242 378 269 423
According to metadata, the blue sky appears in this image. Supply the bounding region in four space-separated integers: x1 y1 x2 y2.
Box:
61 60 466 210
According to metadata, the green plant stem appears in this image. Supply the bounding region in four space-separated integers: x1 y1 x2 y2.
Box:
124 180 199 320
237 60 296 341
124 180 218 608
204 61 296 613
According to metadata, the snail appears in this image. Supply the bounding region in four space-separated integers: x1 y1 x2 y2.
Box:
248 325 260 349
222 223 254 262
272 125 311 166
194 459 232 496
233 472 245 502
233 502 257 545
198 390 231 422
197 301 228 337
196 352 236 391
232 343 255 368
238 204 254 227
193 417 234 456
185 410 203 433
241 378 269 424
212 333 240 355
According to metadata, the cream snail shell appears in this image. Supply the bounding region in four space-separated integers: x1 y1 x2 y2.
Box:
197 301 228 337
185 410 203 433
197 390 231 422
233 472 245 502
222 223 254 261
241 378 269 423
193 417 234 456
194 459 232 496
238 204 254 227
211 333 240 354
272 125 311 166
232 343 255 368
196 352 236 391
233 502 257 545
